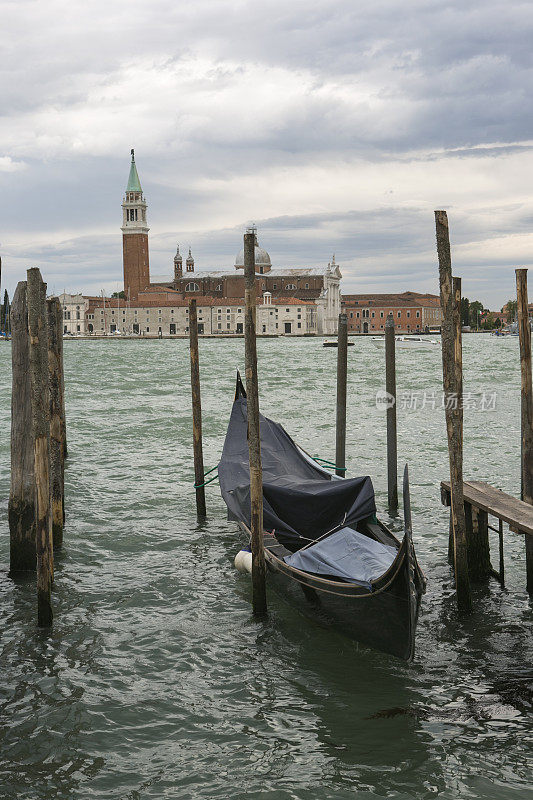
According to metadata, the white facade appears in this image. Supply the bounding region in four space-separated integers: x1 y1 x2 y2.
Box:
85 299 316 336
59 293 88 335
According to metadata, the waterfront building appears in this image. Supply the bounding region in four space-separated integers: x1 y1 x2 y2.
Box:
341 292 443 333
84 294 316 336
59 293 89 335
118 153 340 334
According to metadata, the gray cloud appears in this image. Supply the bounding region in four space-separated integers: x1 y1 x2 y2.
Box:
1 0 532 311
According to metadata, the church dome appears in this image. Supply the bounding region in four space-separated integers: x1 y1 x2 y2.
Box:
234 233 271 269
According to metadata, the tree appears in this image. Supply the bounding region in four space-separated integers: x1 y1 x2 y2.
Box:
460 297 470 326
1 289 9 334
469 300 484 328
111 290 126 299
503 299 517 322
494 317 501 329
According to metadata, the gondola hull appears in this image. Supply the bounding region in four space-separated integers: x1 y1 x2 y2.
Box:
238 528 423 661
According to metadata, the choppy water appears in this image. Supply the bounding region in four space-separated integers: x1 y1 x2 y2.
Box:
0 335 531 800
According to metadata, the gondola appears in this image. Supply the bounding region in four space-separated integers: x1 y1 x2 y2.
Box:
218 374 426 661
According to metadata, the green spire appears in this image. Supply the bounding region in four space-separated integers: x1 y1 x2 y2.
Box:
126 148 142 192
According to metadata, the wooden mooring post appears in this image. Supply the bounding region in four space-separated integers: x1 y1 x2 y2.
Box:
27 268 53 627
335 313 348 478
47 297 65 546
189 298 207 517
435 210 472 611
385 313 398 514
516 268 533 593
8 281 35 572
244 229 267 616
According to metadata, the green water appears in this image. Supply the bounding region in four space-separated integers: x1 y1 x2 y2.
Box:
0 336 531 800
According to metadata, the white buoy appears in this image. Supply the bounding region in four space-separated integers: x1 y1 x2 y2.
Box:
234 549 253 574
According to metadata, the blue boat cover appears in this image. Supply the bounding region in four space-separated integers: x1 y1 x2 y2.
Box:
283 527 398 587
218 382 377 551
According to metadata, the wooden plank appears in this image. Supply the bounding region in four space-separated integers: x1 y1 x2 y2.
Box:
441 480 533 536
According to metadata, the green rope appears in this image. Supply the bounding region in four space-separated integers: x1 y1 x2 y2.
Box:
313 457 347 472
203 465 218 476
194 473 219 489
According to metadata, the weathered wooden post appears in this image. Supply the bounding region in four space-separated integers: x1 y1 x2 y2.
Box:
335 313 348 477
8 281 35 572
435 210 472 611
189 298 207 517
27 268 53 627
516 268 533 593
385 313 398 514
47 297 65 547
244 229 267 615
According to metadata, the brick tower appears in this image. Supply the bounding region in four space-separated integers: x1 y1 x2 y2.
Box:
121 149 150 300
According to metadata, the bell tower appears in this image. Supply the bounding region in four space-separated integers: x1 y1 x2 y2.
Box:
121 149 150 300
174 244 183 280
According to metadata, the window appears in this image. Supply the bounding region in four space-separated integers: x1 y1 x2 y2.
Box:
371 312 375 318
305 283 309 289
297 308 301 313
397 311 401 318
407 311 411 318
227 323 230 329
146 327 150 332
356 312 359 318
237 309 242 313
380 311 384 318
297 322 301 328
218 323 221 330
350 312 353 318
297 314 301 319
416 310 420 317
273 284 277 290
285 284 296 290
185 282 199 292
216 284 222 291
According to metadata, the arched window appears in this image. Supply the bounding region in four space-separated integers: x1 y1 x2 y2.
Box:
285 284 296 290
185 282 199 292
216 284 222 291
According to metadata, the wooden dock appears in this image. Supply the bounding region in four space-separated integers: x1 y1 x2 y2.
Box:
441 480 533 590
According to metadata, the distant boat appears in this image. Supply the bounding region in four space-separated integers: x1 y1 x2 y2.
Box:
323 339 354 347
372 336 439 349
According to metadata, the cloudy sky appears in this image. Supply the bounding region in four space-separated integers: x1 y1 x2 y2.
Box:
1 0 532 308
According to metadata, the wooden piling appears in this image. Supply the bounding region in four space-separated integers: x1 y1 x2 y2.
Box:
8 281 36 572
335 313 348 478
385 313 398 514
515 268 533 593
244 230 267 616
27 268 53 627
47 297 65 547
435 210 472 611
189 298 207 517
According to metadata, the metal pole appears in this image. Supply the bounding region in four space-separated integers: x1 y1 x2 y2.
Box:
515 268 533 593
335 313 348 477
435 210 472 612
189 298 207 517
244 230 267 616
385 313 398 514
